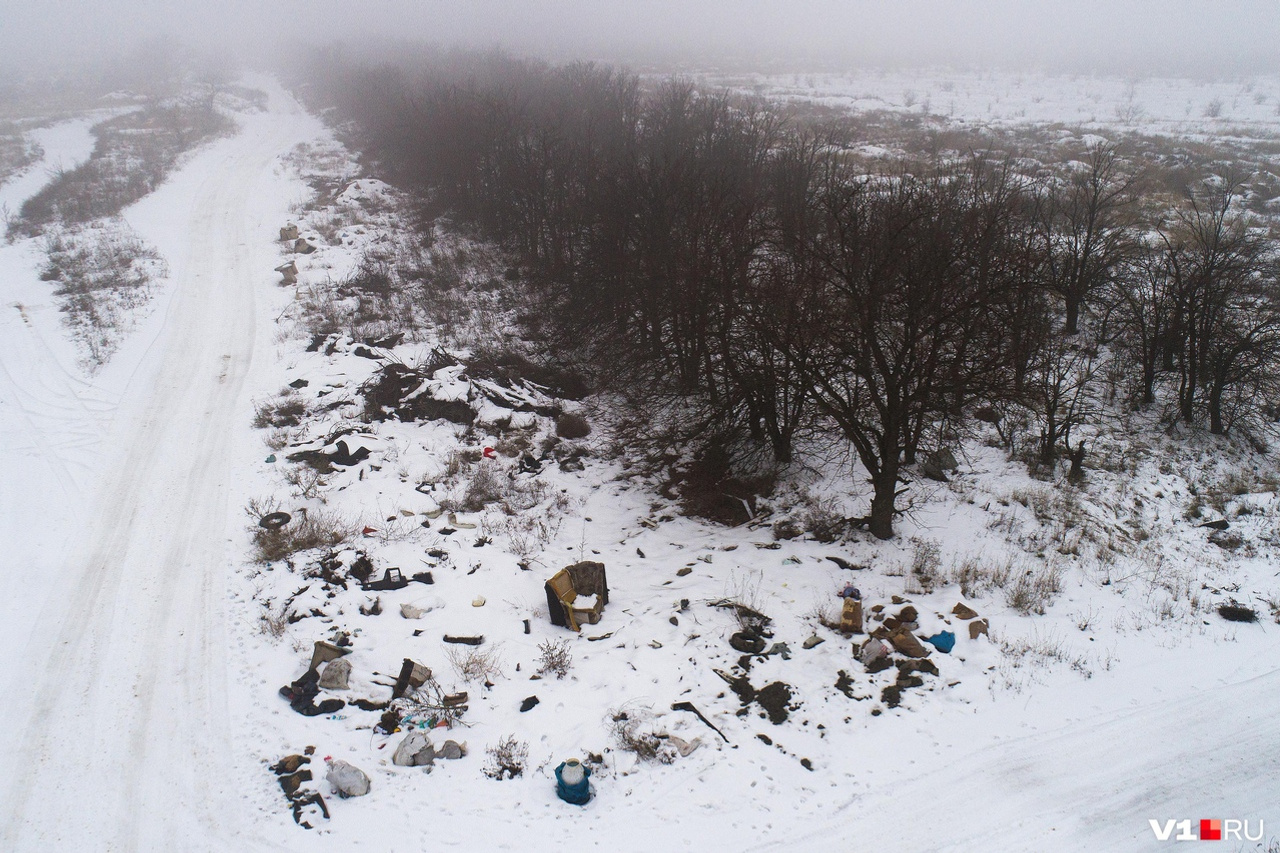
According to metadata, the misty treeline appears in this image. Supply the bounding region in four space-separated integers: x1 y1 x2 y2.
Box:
306 54 1280 539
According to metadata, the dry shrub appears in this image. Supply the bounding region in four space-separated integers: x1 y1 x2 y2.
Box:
906 537 943 594
253 393 308 428
446 644 504 683
483 736 528 780
1006 561 1065 615
608 705 677 764
536 639 572 679
556 412 591 439
250 507 356 563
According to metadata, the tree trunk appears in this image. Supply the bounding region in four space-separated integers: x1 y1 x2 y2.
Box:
1063 298 1080 336
867 463 899 540
1209 382 1225 435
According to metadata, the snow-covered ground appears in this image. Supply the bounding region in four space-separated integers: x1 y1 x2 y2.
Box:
0 79 326 850
1 70 1278 853
703 69 1280 140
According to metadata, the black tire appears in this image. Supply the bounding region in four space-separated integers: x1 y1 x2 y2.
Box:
259 511 292 530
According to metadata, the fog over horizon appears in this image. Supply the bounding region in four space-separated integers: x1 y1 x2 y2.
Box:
3 1 1279 82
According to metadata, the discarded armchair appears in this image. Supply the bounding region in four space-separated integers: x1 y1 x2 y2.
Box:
544 561 609 632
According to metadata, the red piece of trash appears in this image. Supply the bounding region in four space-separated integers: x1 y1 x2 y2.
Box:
482 447 497 459
362 526 378 535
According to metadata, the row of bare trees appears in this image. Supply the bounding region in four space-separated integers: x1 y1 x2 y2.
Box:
307 55 1280 538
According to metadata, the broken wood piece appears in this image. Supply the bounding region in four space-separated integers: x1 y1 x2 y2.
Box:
443 635 485 645
671 701 729 743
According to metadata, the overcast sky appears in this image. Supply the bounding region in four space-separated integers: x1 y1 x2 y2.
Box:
3 1 1278 78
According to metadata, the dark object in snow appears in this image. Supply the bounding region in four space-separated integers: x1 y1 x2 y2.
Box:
353 346 382 360
288 378 309 389
520 695 540 712
426 549 448 560
392 658 432 699
305 333 327 353
518 453 542 474
545 561 609 632
754 682 792 725
1199 519 1230 531
835 670 856 699
329 440 370 466
555 760 592 805
523 619 531 635
290 792 329 828
443 635 485 645
377 709 402 734
259 511 291 530
279 669 346 716
360 362 475 425
636 548 645 558
412 572 434 585
764 642 792 660
866 655 893 674
803 635 824 649
920 448 957 482
359 597 381 616
825 556 866 571
671 701 730 743
669 616 679 626
362 567 407 592
294 237 315 254
729 632 766 654
1217 601 1258 623
348 554 374 583
952 602 979 620
272 754 309 775
756 734 772 745
363 332 404 349
278 769 312 797
801 758 813 771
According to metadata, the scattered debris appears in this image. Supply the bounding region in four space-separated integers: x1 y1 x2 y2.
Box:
555 759 593 805
545 561 609 631
324 758 370 797
392 732 436 767
317 657 351 690
392 658 432 700
924 631 955 653
803 635 824 650
671 701 729 743
363 568 408 592
952 602 979 620
443 635 485 645
520 695 540 712
258 511 292 530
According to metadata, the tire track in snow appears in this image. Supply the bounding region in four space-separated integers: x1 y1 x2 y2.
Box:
0 86 313 852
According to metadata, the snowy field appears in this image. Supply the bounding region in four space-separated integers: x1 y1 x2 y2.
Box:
0 70 1278 852
702 68 1280 141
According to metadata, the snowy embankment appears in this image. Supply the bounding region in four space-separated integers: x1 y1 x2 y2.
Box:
222 105 1279 851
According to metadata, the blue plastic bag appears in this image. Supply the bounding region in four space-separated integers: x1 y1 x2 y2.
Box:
924 630 956 653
